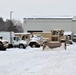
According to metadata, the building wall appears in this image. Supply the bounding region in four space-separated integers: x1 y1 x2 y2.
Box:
23 18 73 33
72 21 76 34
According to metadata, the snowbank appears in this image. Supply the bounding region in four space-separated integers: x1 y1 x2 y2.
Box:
0 43 76 75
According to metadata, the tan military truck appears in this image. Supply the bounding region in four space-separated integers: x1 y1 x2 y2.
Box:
51 29 66 42
28 32 52 48
43 34 61 50
0 39 9 50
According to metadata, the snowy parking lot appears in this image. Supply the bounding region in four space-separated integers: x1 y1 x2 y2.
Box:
0 43 76 75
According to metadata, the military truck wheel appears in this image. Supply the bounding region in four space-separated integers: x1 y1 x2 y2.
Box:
32 44 36 48
29 42 40 48
19 44 26 49
0 41 6 51
29 42 36 48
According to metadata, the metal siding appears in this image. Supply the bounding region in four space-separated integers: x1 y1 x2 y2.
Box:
72 21 76 34
24 19 72 32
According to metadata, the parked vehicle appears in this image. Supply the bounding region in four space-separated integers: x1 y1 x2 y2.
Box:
64 31 72 40
28 32 52 48
43 35 61 50
14 32 30 42
29 35 42 48
51 29 66 42
0 39 9 50
73 34 76 42
0 32 28 49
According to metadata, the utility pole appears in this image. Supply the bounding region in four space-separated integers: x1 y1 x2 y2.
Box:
10 11 13 20
10 11 13 44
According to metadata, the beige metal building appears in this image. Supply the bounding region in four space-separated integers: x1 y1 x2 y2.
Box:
23 16 76 34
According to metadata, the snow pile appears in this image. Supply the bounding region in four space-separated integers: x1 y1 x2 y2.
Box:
0 43 76 75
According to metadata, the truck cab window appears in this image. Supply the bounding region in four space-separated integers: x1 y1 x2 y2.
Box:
14 37 16 40
16 37 20 41
0 37 3 40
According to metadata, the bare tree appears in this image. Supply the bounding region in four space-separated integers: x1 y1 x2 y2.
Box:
0 17 7 31
12 19 24 32
5 19 17 32
0 18 24 32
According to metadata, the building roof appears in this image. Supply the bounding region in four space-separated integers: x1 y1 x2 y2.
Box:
23 16 76 22
24 15 74 19
25 15 73 18
23 15 76 21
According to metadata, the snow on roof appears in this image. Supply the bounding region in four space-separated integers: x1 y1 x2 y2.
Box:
64 31 72 35
72 16 76 20
24 15 74 19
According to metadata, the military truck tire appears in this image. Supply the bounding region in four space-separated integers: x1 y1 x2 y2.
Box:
19 44 26 49
29 42 40 48
0 41 6 51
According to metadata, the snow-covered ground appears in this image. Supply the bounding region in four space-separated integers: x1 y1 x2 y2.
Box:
0 43 76 75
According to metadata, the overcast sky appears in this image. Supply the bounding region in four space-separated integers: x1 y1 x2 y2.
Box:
0 0 76 21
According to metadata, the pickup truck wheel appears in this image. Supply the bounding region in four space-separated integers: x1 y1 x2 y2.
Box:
19 44 26 49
